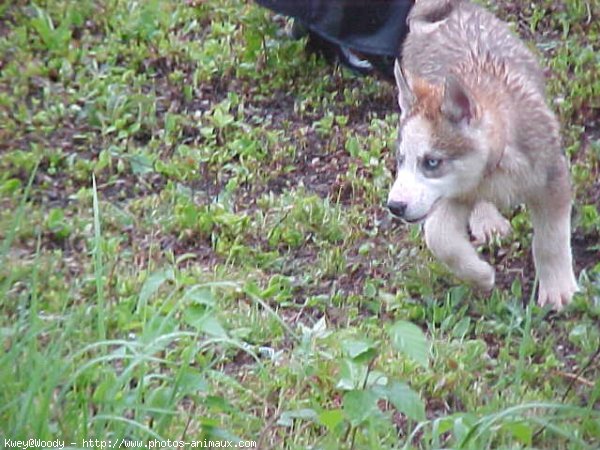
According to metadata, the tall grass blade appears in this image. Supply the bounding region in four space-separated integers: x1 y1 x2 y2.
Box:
0 160 39 300
92 173 106 340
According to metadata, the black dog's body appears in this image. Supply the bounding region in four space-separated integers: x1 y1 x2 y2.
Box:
255 0 413 78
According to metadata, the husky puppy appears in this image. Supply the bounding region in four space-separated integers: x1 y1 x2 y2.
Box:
387 0 577 309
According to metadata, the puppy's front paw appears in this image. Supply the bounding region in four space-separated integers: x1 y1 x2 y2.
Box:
469 202 511 245
471 261 495 292
537 278 578 311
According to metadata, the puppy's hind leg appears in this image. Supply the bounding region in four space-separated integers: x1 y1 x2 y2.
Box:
425 200 495 290
469 201 512 245
529 162 578 310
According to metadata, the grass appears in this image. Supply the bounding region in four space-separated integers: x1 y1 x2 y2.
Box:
0 0 599 448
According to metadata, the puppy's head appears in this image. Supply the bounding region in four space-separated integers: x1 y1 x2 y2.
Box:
387 60 488 222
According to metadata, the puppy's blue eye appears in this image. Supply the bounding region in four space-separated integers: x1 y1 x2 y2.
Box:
423 157 442 170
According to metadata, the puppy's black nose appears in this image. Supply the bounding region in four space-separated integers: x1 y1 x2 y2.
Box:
387 200 407 218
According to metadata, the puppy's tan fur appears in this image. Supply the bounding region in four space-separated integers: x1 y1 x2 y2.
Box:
388 0 577 309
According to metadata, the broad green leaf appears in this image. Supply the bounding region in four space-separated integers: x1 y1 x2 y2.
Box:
388 320 430 368
92 371 118 404
432 417 454 443
503 421 533 446
138 269 174 312
146 386 171 418
341 338 377 363
184 308 227 338
319 409 345 431
345 136 361 157
452 414 476 444
46 208 64 229
336 359 388 390
336 359 368 390
1 178 21 194
142 314 178 344
183 286 216 307
452 317 471 339
375 381 425 422
277 409 319 427
206 395 235 413
178 369 209 396
129 154 154 175
343 389 380 426
211 107 234 129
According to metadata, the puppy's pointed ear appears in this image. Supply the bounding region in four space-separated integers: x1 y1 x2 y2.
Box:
442 75 477 124
394 59 414 117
